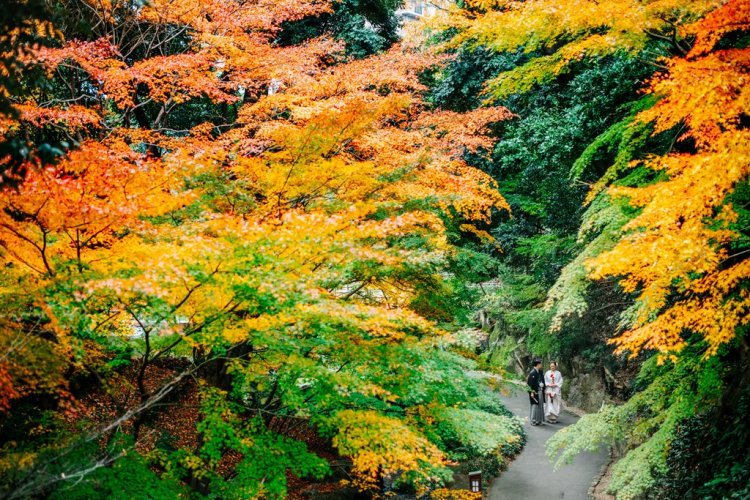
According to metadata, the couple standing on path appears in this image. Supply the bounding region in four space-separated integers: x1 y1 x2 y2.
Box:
527 359 562 425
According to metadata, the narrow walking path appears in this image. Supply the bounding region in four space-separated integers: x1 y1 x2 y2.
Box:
490 386 608 500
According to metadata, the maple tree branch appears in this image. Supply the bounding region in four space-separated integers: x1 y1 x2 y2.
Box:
276 124 320 219
5 360 204 499
639 58 670 71
342 279 370 299
0 244 45 275
39 227 54 276
0 222 55 276
643 29 675 44
722 247 750 265
586 302 633 315
262 379 280 410
75 0 107 34
77 222 113 249
653 14 691 57
37 95 88 107
152 97 174 130
54 66 77 100
666 123 687 153
143 25 190 58
132 91 154 130
123 278 218 439
8 449 127 500
0 317 45 364
75 228 83 272
149 298 242 364
121 304 153 434
89 310 121 333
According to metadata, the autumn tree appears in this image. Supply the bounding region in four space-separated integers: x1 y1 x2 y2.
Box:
589 1 750 358
0 0 523 497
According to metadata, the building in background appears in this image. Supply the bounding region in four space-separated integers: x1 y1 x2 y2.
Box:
396 0 441 22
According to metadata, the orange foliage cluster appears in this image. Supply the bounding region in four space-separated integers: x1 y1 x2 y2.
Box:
590 1 750 357
0 102 101 135
0 139 186 274
686 0 750 57
0 363 18 413
139 0 333 35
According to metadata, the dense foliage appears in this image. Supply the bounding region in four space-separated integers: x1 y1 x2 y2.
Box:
430 0 750 498
0 1 524 498
2 0 749 498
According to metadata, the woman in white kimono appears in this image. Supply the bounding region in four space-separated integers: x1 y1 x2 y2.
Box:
544 361 563 423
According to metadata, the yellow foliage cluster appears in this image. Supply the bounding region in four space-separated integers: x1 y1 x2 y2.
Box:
431 0 722 98
332 410 447 492
430 488 481 500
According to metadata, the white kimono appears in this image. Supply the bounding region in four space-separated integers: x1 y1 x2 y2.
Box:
544 369 563 418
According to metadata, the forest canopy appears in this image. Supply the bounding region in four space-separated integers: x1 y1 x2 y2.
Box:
1 0 749 499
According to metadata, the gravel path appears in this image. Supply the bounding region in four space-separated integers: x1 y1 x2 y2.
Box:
489 386 608 500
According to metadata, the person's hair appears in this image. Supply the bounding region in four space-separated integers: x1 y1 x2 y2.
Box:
533 358 542 366
550 360 557 366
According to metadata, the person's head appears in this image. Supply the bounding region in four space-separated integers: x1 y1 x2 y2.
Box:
533 358 542 368
549 361 557 371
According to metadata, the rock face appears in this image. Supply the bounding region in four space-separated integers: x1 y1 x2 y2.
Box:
562 358 609 413
564 371 609 412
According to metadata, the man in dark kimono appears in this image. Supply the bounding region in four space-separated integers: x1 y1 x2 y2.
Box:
527 358 544 425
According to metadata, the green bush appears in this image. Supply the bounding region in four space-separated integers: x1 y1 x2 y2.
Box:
431 406 525 478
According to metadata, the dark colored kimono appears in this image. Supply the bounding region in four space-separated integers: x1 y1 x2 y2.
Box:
527 366 544 424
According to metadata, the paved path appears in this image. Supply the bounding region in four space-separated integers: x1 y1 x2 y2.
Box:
489 386 608 500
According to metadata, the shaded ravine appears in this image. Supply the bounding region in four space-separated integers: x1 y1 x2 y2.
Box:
489 386 608 500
